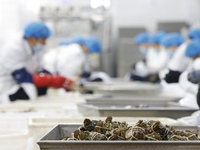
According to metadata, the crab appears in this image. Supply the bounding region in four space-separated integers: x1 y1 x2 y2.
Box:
63 117 200 141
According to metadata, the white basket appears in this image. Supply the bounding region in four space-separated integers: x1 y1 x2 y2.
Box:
0 112 46 131
0 129 28 150
0 100 81 116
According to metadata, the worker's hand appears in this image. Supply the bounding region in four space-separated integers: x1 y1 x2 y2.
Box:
62 78 77 92
63 78 75 87
70 76 80 82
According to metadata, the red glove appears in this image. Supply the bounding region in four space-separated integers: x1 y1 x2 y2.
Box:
32 73 75 89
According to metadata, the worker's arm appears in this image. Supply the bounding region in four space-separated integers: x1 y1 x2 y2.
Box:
11 68 75 89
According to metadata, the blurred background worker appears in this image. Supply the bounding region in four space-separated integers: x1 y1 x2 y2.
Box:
146 31 169 75
159 33 185 96
127 32 159 82
178 40 200 108
0 21 75 103
43 35 111 84
131 32 150 78
129 31 168 83
166 28 200 84
160 33 185 81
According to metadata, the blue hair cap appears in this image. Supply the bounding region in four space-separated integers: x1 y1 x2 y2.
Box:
187 28 200 40
185 39 200 57
149 31 166 45
24 21 51 39
134 32 149 44
161 32 184 47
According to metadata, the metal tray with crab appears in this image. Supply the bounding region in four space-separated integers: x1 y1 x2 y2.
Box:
77 101 198 119
37 124 200 150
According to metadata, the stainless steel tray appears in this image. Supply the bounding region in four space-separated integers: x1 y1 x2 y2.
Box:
38 124 200 150
85 97 181 105
83 81 173 97
77 101 198 119
83 81 160 91
95 89 160 97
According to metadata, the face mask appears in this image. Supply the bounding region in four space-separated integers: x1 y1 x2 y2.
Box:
166 50 174 58
139 47 147 55
32 43 44 53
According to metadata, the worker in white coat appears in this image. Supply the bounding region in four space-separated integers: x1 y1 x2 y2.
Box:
166 28 200 84
42 35 110 83
146 31 169 74
0 22 74 103
131 32 150 78
160 33 185 82
178 40 200 108
130 32 160 82
159 33 185 96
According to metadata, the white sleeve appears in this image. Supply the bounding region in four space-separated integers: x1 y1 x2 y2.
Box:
134 61 150 77
168 43 190 72
179 71 198 94
56 46 85 78
146 50 169 73
0 47 27 74
42 49 58 74
192 58 200 70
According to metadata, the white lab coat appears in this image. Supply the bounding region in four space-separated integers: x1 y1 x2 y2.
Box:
178 58 200 109
42 44 86 79
134 47 159 77
159 45 188 97
179 58 200 94
146 47 169 74
145 47 159 62
0 33 44 102
160 43 190 80
168 42 191 72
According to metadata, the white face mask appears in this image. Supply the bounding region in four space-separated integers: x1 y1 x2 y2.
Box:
32 43 44 53
139 46 147 55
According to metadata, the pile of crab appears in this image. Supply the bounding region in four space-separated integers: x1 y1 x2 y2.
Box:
63 116 200 141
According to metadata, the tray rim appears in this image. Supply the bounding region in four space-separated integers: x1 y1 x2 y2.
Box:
37 124 200 145
77 103 199 111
